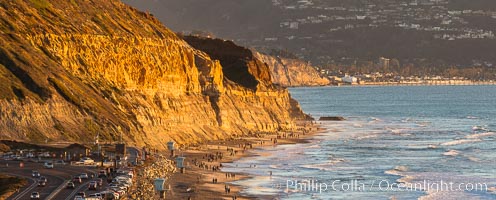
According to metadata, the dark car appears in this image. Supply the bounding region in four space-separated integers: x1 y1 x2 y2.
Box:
96 178 103 186
37 180 46 187
32 170 40 178
98 170 107 178
76 192 86 198
72 176 82 183
88 181 98 190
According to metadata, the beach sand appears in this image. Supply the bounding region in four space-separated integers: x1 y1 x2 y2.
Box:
164 121 322 200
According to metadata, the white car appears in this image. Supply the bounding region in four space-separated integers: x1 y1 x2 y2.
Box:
43 162 54 169
88 193 103 199
80 173 89 179
73 196 84 200
30 192 40 199
80 157 94 165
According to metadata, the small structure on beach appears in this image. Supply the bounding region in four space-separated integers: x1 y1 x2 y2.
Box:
176 156 185 173
167 141 175 157
154 178 167 198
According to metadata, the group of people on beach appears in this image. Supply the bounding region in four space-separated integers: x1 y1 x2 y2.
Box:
226 147 238 156
225 172 236 179
224 184 231 194
203 152 223 162
192 155 223 172
277 132 300 139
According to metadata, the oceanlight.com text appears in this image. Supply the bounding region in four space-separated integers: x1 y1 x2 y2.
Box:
277 179 488 193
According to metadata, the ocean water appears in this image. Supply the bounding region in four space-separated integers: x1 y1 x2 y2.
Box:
222 86 496 200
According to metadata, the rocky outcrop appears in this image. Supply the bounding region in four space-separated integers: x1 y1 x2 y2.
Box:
254 52 330 87
0 0 306 149
129 156 176 200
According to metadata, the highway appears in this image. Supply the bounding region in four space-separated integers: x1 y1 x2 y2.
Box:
1 146 140 200
0 160 101 200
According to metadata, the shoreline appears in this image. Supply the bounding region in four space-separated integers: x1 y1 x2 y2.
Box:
330 81 496 87
165 121 323 200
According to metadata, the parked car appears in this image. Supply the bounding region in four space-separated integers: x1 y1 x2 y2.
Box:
55 160 66 165
32 170 40 178
72 176 82 183
80 173 89 179
66 181 75 189
74 196 84 200
80 157 94 165
13 156 24 161
100 190 119 200
89 193 103 198
30 192 40 199
43 162 54 169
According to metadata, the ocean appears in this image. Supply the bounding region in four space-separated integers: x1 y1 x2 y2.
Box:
223 85 496 200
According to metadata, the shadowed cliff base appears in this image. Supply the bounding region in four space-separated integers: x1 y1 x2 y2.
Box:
183 36 272 91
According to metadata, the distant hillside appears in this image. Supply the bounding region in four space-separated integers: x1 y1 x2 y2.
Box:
121 0 281 39
123 0 496 79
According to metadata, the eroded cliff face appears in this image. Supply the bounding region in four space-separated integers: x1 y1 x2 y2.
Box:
254 52 330 87
0 0 305 148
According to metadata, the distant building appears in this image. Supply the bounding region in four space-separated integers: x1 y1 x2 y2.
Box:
265 37 278 41
379 57 390 69
289 22 299 29
342 75 358 84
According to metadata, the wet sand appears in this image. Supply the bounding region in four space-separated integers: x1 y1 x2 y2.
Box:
165 121 322 200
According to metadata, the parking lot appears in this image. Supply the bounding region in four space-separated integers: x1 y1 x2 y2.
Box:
0 155 136 200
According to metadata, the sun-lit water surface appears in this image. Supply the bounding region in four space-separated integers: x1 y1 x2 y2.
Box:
223 85 496 200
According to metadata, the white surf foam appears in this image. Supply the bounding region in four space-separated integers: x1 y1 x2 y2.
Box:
440 139 482 146
472 125 489 132
443 150 460 156
301 159 346 171
465 132 496 139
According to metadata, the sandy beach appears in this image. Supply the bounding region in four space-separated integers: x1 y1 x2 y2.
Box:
164 121 322 200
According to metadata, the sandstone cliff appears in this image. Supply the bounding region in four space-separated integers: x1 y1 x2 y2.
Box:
253 52 330 87
0 0 306 149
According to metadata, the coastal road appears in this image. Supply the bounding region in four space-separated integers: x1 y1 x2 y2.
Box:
0 160 98 200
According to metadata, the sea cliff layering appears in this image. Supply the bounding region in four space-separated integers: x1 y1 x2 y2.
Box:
0 0 306 148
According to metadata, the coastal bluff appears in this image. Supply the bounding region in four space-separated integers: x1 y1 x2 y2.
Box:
253 51 330 87
0 0 307 149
